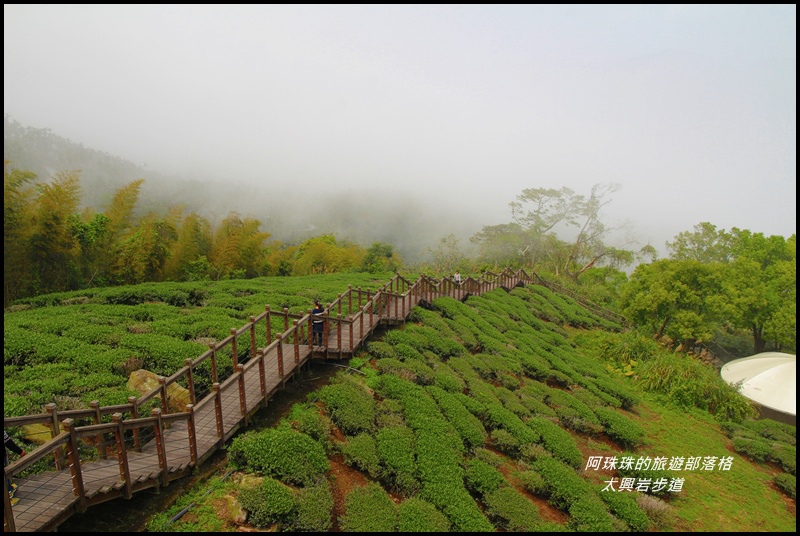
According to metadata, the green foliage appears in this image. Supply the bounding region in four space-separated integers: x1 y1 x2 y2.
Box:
464 458 506 495
339 482 398 532
238 477 297 528
527 416 583 469
376 425 419 496
533 456 594 511
635 352 757 422
291 480 335 531
483 485 542 531
599 488 651 531
340 433 383 479
568 495 615 532
317 377 376 435
774 473 796 499
593 406 646 449
397 497 451 532
228 428 329 485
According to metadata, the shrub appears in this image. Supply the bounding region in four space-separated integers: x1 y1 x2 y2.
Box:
527 416 582 469
339 482 398 532
228 428 329 485
340 433 382 479
376 425 419 496
593 406 646 449
600 487 651 531
397 497 451 532
533 456 593 511
774 473 796 499
291 480 334 531
568 495 615 532
317 378 376 435
464 458 505 496
483 486 542 531
238 477 297 528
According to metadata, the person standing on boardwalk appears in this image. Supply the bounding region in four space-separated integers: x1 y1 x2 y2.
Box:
454 271 462 286
5 430 26 505
312 300 325 347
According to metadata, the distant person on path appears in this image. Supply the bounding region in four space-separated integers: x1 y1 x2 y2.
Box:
454 271 462 286
5 430 26 505
312 300 325 347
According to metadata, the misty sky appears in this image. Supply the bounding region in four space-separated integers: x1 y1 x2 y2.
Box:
4 4 797 255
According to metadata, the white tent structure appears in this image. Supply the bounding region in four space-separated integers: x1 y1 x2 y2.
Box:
721 352 796 425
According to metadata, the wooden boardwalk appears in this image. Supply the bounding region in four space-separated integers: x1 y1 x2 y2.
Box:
4 269 591 532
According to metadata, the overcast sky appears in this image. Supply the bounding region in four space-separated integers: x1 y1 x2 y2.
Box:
4 4 796 255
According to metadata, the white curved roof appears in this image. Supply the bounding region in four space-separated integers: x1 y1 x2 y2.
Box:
720 352 796 416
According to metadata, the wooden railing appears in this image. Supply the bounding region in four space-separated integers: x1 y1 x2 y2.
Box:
4 267 619 532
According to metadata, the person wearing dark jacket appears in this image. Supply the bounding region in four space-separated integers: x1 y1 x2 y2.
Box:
312 300 325 347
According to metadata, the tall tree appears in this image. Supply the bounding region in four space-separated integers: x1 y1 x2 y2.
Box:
209 212 271 279
621 259 726 349
666 222 735 263
4 161 37 306
28 170 83 294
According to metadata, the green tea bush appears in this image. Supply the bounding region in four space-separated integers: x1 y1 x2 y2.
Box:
527 417 582 469
774 473 796 499
517 469 546 495
593 406 646 449
769 443 796 475
376 425 419 496
291 480 334 531
397 497 451 532
238 477 297 528
483 485 542 531
317 377 376 435
732 437 772 463
228 428 329 485
340 432 382 479
286 404 333 448
533 456 594 510
464 458 506 495
600 486 651 531
568 495 615 531
339 482 398 532
366 340 397 359
427 386 488 450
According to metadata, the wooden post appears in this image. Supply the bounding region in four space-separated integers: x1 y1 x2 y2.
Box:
337 313 343 359
283 308 289 332
185 358 196 405
152 408 169 487
158 376 169 415
209 343 219 384
276 334 285 386
62 418 87 512
257 348 267 406
213 383 224 448
129 396 141 452
3 476 16 531
112 413 132 499
90 400 105 460
249 316 257 361
186 404 198 465
236 364 247 423
293 320 300 365
46 403 64 470
265 305 272 345
230 328 239 368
